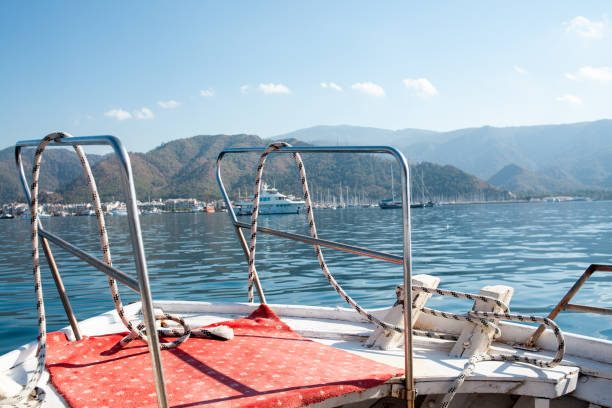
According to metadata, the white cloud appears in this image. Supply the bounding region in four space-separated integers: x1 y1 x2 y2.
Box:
134 107 154 120
565 66 612 83
200 89 215 97
158 100 180 109
321 82 343 91
351 82 385 97
577 66 612 82
240 85 249 94
556 94 583 105
104 108 132 120
258 83 291 94
566 16 605 39
330 82 342 91
513 66 528 75
565 73 578 81
402 78 438 98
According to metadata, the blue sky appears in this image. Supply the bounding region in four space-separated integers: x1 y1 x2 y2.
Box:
1 1 611 152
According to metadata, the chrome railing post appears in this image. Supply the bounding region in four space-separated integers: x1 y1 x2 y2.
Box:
216 152 267 303
526 263 612 347
104 136 169 408
396 151 415 407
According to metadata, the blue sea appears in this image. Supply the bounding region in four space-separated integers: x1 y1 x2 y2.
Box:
1 201 611 355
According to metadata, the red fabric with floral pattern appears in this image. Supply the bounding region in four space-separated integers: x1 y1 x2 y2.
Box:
46 304 403 407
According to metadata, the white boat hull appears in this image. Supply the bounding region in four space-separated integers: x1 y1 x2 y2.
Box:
2 300 609 407
236 203 303 215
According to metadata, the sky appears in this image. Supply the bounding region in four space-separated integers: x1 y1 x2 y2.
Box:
1 1 611 152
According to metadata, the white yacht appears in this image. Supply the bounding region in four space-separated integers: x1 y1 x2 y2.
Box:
234 182 305 215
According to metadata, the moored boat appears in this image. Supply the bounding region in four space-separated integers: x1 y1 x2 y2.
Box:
109 207 128 216
234 182 305 215
2 134 611 408
379 197 403 209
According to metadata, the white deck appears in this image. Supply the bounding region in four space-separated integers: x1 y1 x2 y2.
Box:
1 301 610 407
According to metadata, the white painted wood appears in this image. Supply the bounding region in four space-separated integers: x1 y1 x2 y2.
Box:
0 352 68 408
450 285 514 358
512 396 550 408
303 382 394 407
423 393 517 408
0 372 22 399
365 274 440 350
421 393 481 408
571 376 612 407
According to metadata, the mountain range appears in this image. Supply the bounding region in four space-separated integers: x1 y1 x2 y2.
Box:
0 135 509 204
2 118 611 204
275 119 612 193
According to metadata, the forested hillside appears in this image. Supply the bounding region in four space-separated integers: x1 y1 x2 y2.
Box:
0 135 510 204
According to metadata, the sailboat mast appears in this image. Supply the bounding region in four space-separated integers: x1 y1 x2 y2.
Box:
391 163 395 201
421 167 425 204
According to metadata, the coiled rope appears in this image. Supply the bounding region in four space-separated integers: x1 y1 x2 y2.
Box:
247 141 567 408
1 132 193 407
440 311 565 408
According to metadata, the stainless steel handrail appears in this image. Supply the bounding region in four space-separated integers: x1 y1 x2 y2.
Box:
38 228 140 291
233 221 404 264
15 135 169 408
525 263 612 347
216 145 416 406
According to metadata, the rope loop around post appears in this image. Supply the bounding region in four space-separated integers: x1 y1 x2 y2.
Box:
248 142 405 331
0 132 69 407
3 132 195 408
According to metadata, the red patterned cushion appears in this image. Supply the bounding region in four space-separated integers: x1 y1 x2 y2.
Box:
46 305 403 407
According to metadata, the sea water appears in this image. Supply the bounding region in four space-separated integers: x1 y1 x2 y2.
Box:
1 201 611 355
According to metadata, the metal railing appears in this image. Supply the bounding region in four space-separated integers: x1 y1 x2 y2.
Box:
525 263 612 347
15 135 169 408
216 145 417 407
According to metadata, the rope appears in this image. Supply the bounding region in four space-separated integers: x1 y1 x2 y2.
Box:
65 134 193 348
412 285 509 313
0 134 59 407
72 133 194 349
419 307 502 340
440 312 565 408
119 313 191 349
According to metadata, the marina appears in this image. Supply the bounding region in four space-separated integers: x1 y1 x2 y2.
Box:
2 3 612 407
0 136 611 408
